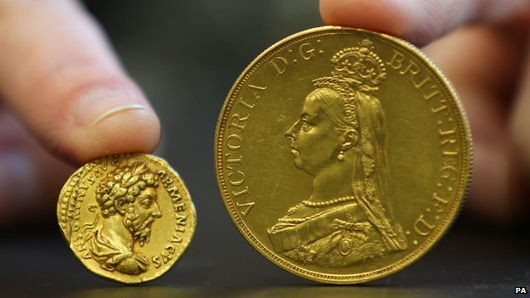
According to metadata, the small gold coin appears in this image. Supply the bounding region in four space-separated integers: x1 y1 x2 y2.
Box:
215 26 472 283
57 153 196 284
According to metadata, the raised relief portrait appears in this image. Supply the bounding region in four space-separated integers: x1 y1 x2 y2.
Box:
268 40 407 267
83 162 162 275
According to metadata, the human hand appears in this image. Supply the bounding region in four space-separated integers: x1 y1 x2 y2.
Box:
320 0 530 223
0 0 160 224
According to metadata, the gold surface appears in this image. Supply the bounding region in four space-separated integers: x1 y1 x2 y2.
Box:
57 154 196 284
215 27 472 284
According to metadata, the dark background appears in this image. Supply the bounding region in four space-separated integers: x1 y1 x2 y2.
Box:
1 1 529 297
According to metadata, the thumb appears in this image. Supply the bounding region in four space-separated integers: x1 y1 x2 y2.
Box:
320 0 530 46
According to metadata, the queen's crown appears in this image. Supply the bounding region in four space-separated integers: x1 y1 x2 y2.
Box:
331 39 386 92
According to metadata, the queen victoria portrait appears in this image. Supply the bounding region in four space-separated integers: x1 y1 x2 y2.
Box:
267 40 407 267
83 162 162 275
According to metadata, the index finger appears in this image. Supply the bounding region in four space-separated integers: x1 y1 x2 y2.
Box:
0 0 160 164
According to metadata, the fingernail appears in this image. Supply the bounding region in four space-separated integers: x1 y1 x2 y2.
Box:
74 86 148 127
0 152 38 221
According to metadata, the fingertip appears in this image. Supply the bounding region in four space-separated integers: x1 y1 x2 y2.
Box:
67 101 161 164
320 0 409 38
0 0 162 166
319 0 478 46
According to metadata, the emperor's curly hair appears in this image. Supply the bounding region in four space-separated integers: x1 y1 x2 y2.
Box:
95 162 159 218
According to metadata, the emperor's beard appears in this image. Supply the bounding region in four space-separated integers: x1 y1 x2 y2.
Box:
123 213 155 247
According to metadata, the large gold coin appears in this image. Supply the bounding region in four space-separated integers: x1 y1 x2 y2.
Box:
215 26 472 283
57 154 196 284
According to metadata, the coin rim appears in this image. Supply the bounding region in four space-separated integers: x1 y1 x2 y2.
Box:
57 153 197 284
214 26 473 284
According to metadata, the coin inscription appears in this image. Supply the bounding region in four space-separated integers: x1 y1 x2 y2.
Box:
58 154 196 284
215 27 471 283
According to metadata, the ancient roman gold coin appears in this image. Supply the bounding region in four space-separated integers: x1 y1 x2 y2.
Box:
57 154 196 284
215 26 472 283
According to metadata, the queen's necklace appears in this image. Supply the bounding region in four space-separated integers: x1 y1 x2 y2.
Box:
286 196 356 215
302 195 356 207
